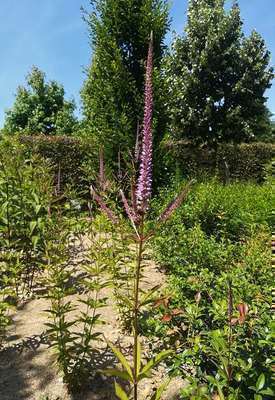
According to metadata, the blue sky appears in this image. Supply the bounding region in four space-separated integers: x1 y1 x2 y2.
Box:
0 0 274 127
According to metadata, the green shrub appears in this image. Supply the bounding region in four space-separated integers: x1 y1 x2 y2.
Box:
0 139 54 296
152 179 272 310
154 178 273 242
151 179 273 399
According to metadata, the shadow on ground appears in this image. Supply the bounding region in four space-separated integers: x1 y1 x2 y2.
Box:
0 332 120 400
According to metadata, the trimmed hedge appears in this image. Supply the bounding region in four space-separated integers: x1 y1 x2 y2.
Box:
19 135 97 194
165 141 275 182
3 136 273 198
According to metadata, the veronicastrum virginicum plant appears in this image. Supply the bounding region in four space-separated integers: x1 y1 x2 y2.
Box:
45 214 110 392
91 34 193 400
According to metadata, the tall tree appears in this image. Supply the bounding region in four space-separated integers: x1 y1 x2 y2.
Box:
4 67 77 135
81 0 170 162
164 0 274 147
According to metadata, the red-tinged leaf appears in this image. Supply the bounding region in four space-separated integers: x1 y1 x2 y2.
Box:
153 296 170 309
161 314 172 322
237 303 249 324
230 318 239 326
153 299 163 308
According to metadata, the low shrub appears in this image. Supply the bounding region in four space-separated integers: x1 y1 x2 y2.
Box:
153 178 273 242
150 179 273 399
0 138 54 296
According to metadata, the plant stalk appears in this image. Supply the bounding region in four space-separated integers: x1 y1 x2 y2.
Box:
133 220 144 400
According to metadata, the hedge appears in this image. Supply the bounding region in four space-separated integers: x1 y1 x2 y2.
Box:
3 136 273 198
19 135 97 194
165 141 275 182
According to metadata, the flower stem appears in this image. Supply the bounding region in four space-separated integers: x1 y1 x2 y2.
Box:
133 220 144 400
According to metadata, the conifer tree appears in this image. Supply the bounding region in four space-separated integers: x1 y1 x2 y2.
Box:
164 0 274 146
81 0 170 162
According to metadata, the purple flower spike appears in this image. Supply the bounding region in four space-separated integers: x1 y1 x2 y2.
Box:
120 190 138 226
136 34 154 214
135 121 141 163
90 185 119 224
131 180 138 215
158 181 194 224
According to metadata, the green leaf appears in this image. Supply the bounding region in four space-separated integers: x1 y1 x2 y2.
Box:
29 220 37 235
35 204 41 214
31 235 39 248
107 340 133 381
116 293 133 309
115 382 129 400
137 338 141 376
256 374 265 391
150 378 170 400
140 285 161 306
217 385 225 400
100 369 132 382
139 350 173 380
259 388 274 396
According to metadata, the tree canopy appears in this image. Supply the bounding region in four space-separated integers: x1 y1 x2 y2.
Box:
81 0 170 161
4 67 77 136
164 0 274 147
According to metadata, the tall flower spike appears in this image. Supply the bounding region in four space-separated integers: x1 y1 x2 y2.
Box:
90 185 119 225
135 121 141 163
131 179 138 215
157 180 194 224
136 33 154 214
120 190 139 231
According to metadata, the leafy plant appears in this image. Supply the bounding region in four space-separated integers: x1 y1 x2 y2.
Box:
0 292 12 347
45 215 109 391
0 139 53 299
151 176 273 399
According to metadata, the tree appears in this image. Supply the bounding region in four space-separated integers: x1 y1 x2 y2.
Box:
81 0 170 162
164 0 274 147
4 67 77 135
